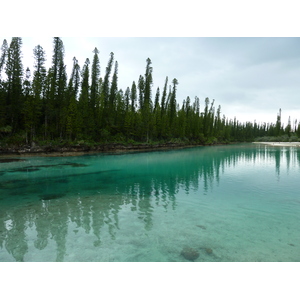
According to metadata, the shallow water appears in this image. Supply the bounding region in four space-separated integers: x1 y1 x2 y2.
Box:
0 144 299 262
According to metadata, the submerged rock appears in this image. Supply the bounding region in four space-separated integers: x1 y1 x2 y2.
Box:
61 162 88 167
0 158 26 163
54 178 69 183
196 225 206 230
180 247 200 261
9 167 40 173
40 193 66 200
205 248 213 254
22 167 40 172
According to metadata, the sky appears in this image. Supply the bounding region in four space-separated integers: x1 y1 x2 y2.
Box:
1 36 299 127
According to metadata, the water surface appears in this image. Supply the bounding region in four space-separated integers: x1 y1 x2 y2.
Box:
0 144 299 261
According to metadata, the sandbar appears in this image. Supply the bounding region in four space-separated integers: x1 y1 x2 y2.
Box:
253 142 300 147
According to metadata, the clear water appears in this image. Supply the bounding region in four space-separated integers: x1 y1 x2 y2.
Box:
0 144 299 262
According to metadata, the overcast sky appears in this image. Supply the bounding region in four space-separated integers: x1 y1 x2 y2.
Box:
1 37 300 126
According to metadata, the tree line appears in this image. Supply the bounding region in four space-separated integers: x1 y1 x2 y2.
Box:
0 37 299 146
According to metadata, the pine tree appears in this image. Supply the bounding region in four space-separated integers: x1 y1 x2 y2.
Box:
208 99 215 138
144 58 153 108
138 75 144 110
160 76 168 139
123 87 132 138
214 105 222 140
153 87 161 139
184 96 191 139
0 39 8 81
115 89 126 136
169 78 178 128
66 57 80 140
5 37 24 133
203 97 210 138
78 58 91 138
32 45 47 99
124 81 137 139
109 60 118 129
31 45 47 139
160 76 168 116
154 87 160 113
43 67 53 139
285 116 291 137
124 87 130 112
141 58 153 142
0 39 8 129
101 52 114 130
130 81 137 112
23 67 34 143
90 47 100 108
48 37 67 138
177 100 186 139
90 47 100 138
57 58 67 138
275 108 282 136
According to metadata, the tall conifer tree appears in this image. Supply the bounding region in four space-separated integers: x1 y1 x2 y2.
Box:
5 37 23 133
91 47 100 107
78 58 91 137
101 52 114 129
0 39 8 80
23 67 35 142
130 81 137 112
109 60 118 128
31 45 47 139
169 78 178 127
91 47 100 137
141 58 153 141
0 39 8 129
48 37 67 138
66 57 80 139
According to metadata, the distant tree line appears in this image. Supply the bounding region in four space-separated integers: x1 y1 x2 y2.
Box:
0 37 299 146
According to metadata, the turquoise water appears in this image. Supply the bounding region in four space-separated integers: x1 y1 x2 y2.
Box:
0 144 299 262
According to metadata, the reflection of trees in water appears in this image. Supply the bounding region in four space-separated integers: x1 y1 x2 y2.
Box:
257 146 300 176
1 146 300 261
4 212 28 262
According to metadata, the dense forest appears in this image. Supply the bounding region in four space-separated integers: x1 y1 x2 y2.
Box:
0 37 299 149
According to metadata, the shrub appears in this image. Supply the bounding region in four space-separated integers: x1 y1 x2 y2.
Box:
289 135 299 142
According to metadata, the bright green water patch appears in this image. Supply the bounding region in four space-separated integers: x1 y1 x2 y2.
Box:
0 144 299 262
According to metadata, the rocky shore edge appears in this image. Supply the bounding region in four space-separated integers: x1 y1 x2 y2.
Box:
0 142 201 156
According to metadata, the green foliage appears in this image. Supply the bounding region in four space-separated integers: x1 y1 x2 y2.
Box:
0 125 12 133
0 37 297 149
3 132 26 146
255 135 300 142
5 37 24 133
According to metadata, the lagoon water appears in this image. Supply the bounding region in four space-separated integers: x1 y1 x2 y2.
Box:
0 144 299 262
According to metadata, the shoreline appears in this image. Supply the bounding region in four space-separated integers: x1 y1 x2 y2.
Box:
0 142 205 157
253 142 300 147
3 141 298 157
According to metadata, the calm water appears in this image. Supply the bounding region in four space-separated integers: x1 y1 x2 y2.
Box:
0 144 299 262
